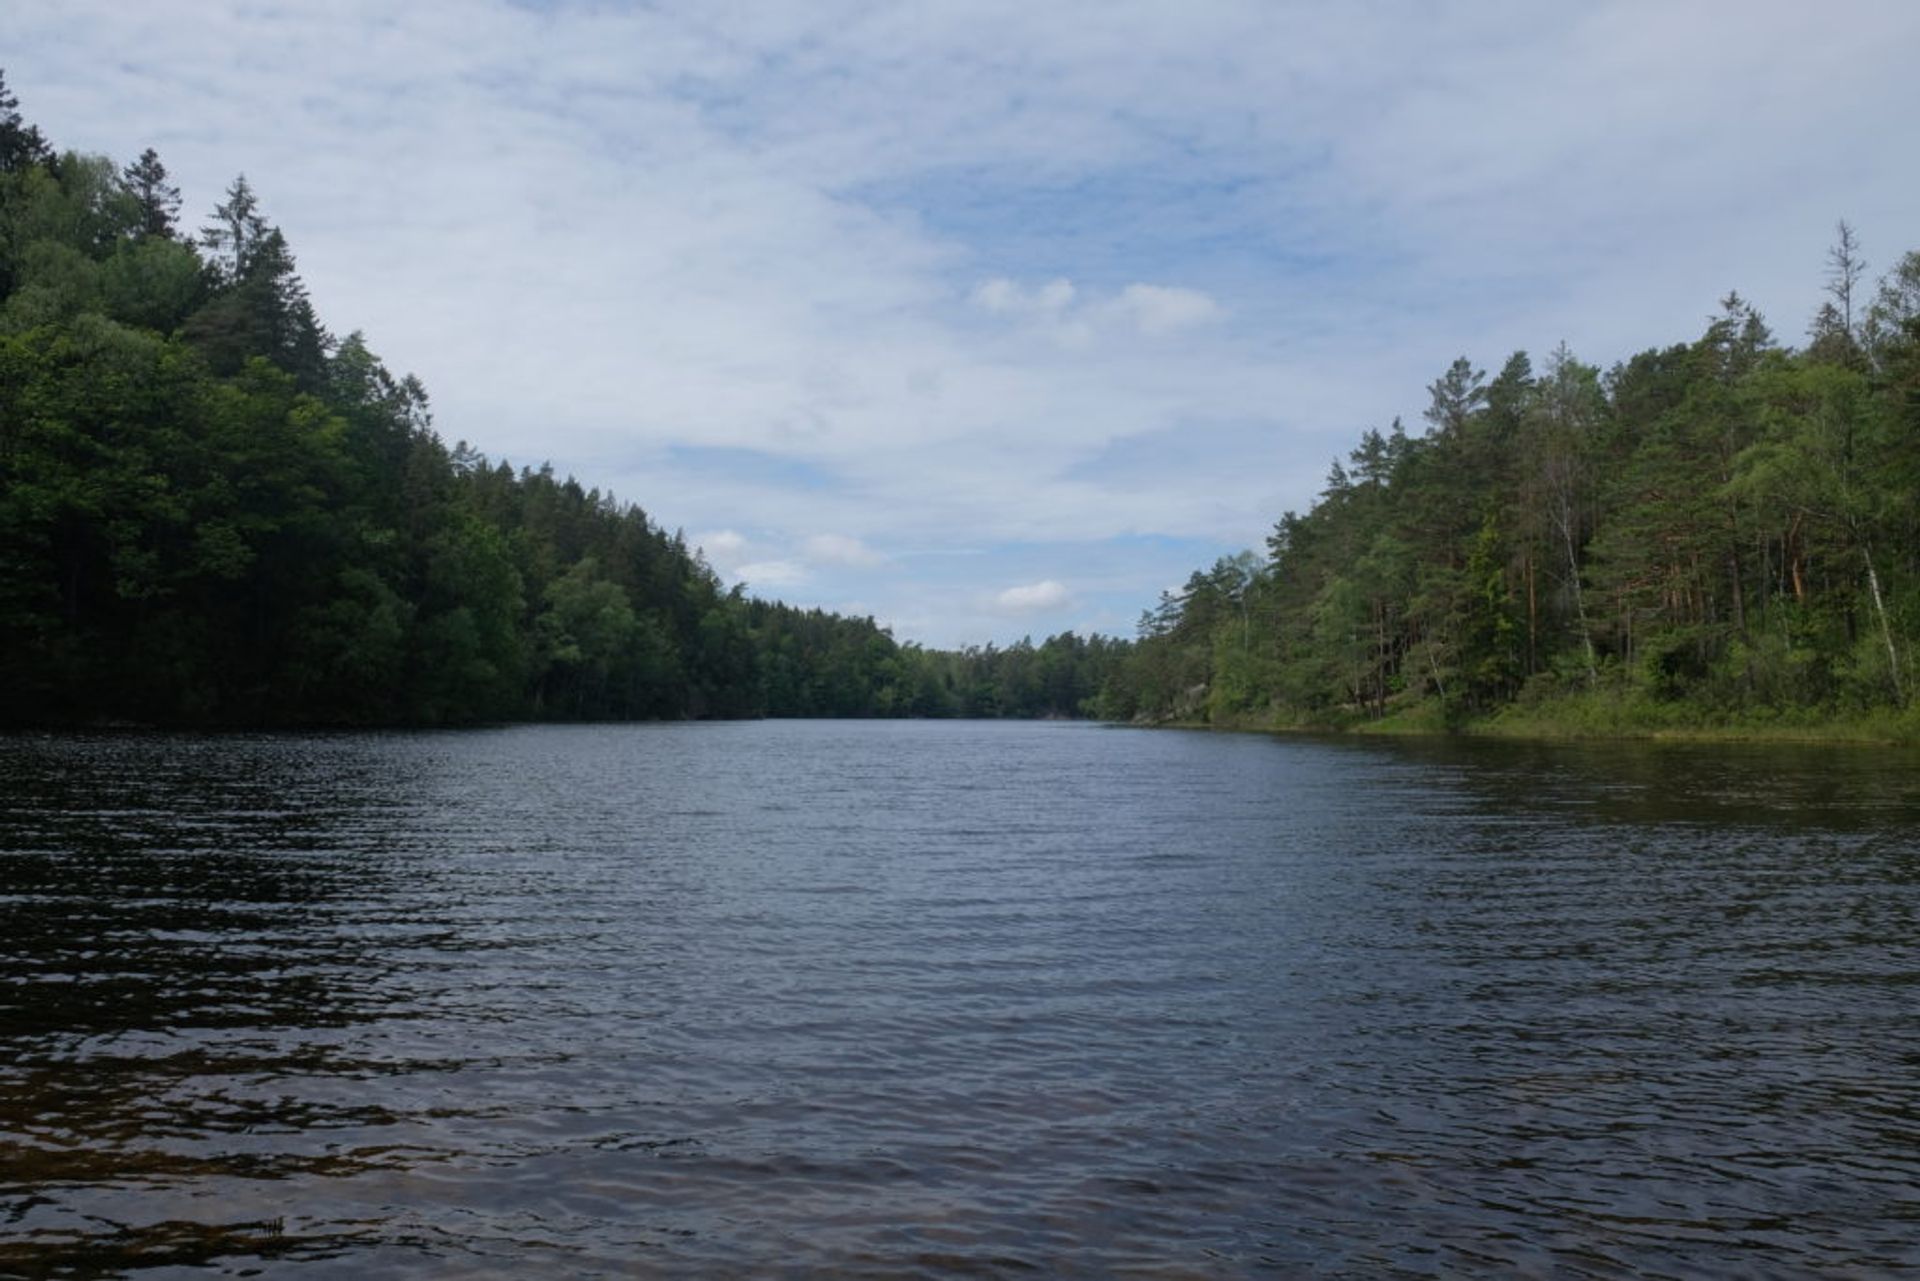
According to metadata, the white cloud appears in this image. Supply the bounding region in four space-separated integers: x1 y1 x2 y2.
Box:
803 533 888 567
970 276 1221 345
696 529 750 570
7 1 1917 646
971 277 1076 315
734 560 810 589
696 530 888 590
994 580 1071 613
1106 284 1223 335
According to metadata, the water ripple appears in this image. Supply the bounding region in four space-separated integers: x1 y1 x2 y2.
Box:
2 724 1917 1276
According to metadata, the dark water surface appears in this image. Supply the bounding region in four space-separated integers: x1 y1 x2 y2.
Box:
3 721 1918 1277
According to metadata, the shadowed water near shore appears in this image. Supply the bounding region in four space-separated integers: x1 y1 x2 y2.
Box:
3 722 1918 1277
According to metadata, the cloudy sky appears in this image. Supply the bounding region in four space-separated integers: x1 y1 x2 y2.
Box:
10 1 1917 646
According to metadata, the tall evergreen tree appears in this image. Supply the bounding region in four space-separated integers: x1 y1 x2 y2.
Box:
0 70 52 174
198 174 267 281
121 147 180 239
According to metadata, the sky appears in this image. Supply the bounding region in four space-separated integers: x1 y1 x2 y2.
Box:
9 1 1918 647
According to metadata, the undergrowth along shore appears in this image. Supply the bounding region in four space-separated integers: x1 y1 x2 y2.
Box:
1155 692 1920 746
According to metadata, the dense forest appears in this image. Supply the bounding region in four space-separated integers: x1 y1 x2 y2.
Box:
1104 225 1920 738
0 75 1125 727
8 72 1915 739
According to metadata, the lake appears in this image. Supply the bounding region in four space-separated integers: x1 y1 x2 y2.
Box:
3 720 1918 1277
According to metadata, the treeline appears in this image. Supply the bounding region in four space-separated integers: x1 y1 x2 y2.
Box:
0 75 1123 727
1108 227 1920 734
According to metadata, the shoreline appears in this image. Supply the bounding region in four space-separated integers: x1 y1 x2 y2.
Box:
1136 701 1920 747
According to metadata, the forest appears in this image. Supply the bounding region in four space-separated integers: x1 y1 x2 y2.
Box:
5 70 1915 738
0 75 1124 727
1103 227 1920 739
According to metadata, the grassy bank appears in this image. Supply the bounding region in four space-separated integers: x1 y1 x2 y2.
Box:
1156 692 1920 746
1468 691 1920 745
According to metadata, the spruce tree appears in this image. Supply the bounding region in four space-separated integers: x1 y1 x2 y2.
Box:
122 147 181 238
0 70 52 173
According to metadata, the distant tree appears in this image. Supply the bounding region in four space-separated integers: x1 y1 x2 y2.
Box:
1807 300 1854 365
198 174 267 281
1529 343 1602 682
0 70 52 173
1862 249 1920 371
122 147 180 238
1423 356 1487 437
1484 350 1534 443
186 181 331 387
1826 219 1865 335
1704 291 1773 381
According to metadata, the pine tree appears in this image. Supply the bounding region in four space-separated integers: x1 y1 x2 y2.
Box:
0 70 52 173
199 174 267 281
122 147 181 238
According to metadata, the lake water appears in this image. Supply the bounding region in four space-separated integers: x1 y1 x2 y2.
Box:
3 720 1918 1277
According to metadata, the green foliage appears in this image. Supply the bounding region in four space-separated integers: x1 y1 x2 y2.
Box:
1111 232 1919 739
31 74 1912 740
0 71 53 176
0 77 1128 727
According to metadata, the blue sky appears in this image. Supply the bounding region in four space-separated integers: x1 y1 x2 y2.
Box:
10 1 1919 646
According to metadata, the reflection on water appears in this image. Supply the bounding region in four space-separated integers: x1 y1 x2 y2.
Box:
3 723 1918 1277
